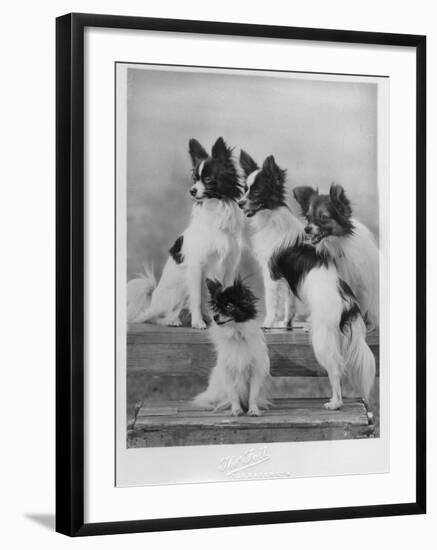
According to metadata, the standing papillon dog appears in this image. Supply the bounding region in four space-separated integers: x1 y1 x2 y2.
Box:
293 185 379 330
127 137 244 329
238 151 375 409
193 278 271 416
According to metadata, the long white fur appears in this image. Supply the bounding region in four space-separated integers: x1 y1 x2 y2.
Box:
248 205 375 409
126 266 157 323
316 219 380 329
301 267 376 408
193 320 272 416
127 199 244 328
248 207 303 328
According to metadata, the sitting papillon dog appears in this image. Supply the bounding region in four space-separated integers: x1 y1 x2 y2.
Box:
292 185 379 330
238 151 375 409
127 137 244 329
193 278 271 416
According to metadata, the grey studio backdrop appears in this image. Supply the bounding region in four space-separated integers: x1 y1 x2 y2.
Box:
126 66 379 314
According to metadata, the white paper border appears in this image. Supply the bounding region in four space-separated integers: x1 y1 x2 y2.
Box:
115 63 390 488
84 27 416 523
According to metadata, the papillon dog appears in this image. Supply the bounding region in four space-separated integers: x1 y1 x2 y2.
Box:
238 151 375 409
193 278 272 416
293 184 379 330
127 137 244 329
238 151 296 329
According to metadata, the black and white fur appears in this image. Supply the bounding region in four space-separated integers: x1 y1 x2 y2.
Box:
127 137 244 329
238 151 296 329
238 151 375 409
293 184 379 330
193 278 271 416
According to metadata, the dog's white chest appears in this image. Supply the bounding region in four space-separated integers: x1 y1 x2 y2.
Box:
221 337 254 371
185 201 243 260
212 324 266 373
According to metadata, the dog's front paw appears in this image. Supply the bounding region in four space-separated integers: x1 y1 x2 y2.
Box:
191 318 207 330
201 313 212 325
247 407 261 417
324 399 343 411
230 406 244 417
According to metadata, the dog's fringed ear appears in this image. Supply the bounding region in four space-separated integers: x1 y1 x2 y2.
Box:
189 138 208 166
211 137 232 161
329 183 352 218
232 276 245 295
239 150 258 176
206 278 223 298
232 277 258 305
262 155 286 185
293 186 317 214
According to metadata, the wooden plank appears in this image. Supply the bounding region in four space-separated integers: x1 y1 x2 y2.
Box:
127 341 379 377
128 398 374 448
127 376 381 438
135 398 369 427
128 425 373 447
139 396 365 411
128 323 379 346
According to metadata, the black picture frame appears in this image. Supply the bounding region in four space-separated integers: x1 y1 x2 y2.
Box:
56 12 426 537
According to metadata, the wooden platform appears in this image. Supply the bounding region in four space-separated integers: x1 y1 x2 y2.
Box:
128 398 374 447
127 323 379 447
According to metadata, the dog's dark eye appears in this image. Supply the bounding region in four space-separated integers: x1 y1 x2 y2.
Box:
203 176 212 184
224 303 234 312
320 213 330 221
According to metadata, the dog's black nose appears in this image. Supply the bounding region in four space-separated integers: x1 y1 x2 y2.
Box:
213 314 220 322
189 188 197 197
304 225 312 234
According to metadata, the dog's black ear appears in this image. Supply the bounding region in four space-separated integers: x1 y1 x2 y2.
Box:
189 138 208 166
206 278 223 298
329 183 352 218
211 137 232 161
232 277 258 309
262 155 286 185
231 276 245 295
293 186 317 213
239 150 258 176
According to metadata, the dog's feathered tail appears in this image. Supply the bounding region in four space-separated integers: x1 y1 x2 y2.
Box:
127 265 156 323
339 282 376 402
342 315 376 402
192 388 230 411
191 366 231 410
192 369 273 411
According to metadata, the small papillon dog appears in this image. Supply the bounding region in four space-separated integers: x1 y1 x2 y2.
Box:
127 137 244 329
193 278 272 416
293 184 379 330
238 151 375 409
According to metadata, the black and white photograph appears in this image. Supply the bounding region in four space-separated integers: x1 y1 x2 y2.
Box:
1 1 430 543
50 9 426 538
116 63 388 486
